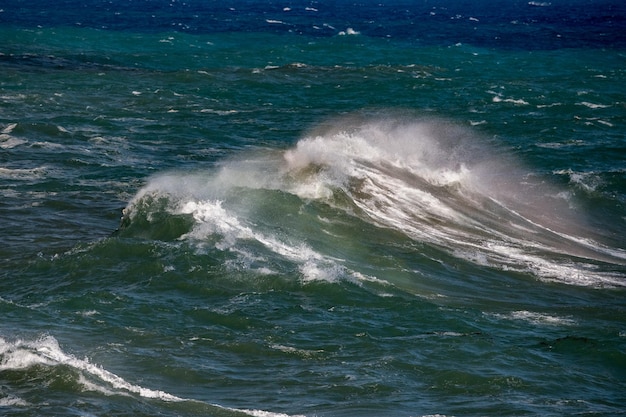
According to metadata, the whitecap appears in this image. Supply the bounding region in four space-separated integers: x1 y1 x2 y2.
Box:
510 310 575 325
0 395 29 407
31 140 65 149
0 335 305 417
577 101 610 109
0 166 46 180
235 409 305 417
0 134 27 149
2 122 18 134
199 109 238 115
76 310 99 317
489 310 575 326
491 95 529 105
338 28 360 36
553 169 601 193
268 343 323 357
536 102 562 108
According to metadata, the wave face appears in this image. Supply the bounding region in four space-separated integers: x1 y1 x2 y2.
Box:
122 114 625 288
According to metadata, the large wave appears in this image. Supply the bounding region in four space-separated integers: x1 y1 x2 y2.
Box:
122 113 626 288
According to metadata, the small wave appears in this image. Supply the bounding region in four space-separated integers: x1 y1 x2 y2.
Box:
554 169 602 193
0 166 47 180
488 310 576 326
536 102 562 108
577 101 611 109
0 335 304 417
338 28 360 36
2 122 18 134
0 335 182 401
491 95 529 105
509 310 575 325
0 134 27 149
269 343 324 358
595 119 613 127
0 395 29 407
199 108 239 115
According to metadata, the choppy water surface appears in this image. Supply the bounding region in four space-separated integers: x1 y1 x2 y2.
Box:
1 1 625 416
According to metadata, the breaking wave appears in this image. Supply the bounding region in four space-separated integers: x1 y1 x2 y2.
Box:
121 113 626 288
0 335 304 417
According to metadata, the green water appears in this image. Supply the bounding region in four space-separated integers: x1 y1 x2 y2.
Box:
1 3 626 416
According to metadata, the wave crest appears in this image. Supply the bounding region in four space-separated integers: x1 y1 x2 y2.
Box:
283 114 625 286
0 335 305 417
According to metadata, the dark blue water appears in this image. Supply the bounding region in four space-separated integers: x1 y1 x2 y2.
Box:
4 0 626 49
1 1 626 416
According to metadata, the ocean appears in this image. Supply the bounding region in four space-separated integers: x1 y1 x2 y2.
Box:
1 1 625 416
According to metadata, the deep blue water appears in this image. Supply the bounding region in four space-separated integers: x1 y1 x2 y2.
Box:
1 1 626 416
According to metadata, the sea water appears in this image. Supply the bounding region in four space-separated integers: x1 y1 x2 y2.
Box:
1 1 625 416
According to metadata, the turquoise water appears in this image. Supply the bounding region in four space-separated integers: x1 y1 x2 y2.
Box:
1 1 626 416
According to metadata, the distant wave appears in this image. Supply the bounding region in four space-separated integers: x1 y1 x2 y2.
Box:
338 28 360 36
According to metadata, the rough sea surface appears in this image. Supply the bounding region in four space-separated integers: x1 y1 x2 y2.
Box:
1 1 625 416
